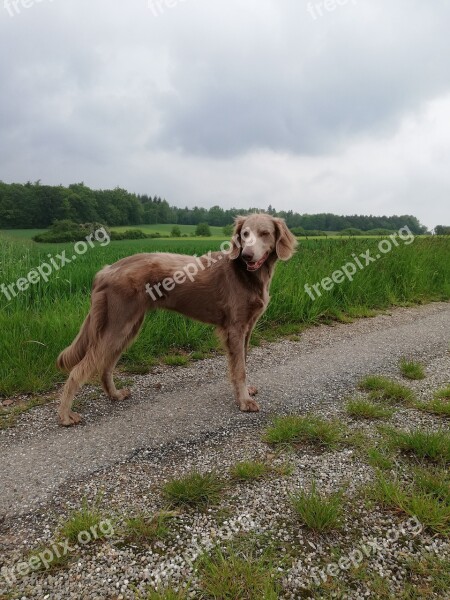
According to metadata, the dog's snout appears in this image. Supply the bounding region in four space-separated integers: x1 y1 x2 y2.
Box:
241 249 254 262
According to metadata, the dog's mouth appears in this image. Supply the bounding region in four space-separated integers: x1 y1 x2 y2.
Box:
245 252 270 272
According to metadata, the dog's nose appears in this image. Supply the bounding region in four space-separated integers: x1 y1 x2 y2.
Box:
242 250 254 262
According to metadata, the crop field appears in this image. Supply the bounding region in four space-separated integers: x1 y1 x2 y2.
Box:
0 233 449 396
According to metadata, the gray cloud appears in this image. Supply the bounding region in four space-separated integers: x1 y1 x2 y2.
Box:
0 0 450 228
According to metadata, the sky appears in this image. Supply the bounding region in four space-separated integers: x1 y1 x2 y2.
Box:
1 0 449 229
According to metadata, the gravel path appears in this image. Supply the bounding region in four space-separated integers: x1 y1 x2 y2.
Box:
1 302 449 519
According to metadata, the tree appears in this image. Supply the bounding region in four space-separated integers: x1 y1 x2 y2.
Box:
195 222 211 236
435 225 450 235
222 224 233 236
171 225 181 237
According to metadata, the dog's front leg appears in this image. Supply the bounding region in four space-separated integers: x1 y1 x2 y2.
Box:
223 326 260 412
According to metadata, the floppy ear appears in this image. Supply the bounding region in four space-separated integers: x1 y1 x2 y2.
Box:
229 216 246 260
274 218 298 261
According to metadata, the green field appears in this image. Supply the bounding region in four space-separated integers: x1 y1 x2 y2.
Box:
1 224 226 240
1 233 449 396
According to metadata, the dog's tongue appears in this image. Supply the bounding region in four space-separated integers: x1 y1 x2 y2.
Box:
246 255 266 271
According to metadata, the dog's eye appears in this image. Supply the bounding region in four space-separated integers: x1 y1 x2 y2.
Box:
242 230 250 238
260 231 270 237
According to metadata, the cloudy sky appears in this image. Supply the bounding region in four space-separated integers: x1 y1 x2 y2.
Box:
1 0 449 229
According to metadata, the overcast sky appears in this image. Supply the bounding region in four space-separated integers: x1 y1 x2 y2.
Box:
1 0 449 229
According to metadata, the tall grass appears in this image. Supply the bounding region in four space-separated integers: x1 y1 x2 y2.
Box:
1 235 449 395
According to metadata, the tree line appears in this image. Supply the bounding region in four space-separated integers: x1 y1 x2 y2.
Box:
0 180 430 234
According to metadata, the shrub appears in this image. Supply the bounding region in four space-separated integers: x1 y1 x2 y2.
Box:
195 223 211 236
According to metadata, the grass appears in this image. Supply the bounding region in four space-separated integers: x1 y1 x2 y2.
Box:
122 512 175 545
366 447 395 470
382 427 450 464
291 482 343 531
138 587 189 600
346 398 394 420
229 460 269 481
196 545 279 600
1 234 449 396
402 553 450 598
399 359 426 380
59 500 110 544
369 473 449 535
162 354 190 367
263 415 345 449
416 385 450 417
358 376 415 404
413 466 450 503
161 471 225 508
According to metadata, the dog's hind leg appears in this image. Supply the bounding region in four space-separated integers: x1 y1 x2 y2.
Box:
99 314 145 401
58 350 97 426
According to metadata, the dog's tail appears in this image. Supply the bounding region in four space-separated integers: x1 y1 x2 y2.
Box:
56 286 108 372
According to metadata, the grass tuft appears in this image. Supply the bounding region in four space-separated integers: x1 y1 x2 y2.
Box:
122 512 175 546
359 376 415 404
291 482 343 531
416 386 450 417
197 545 279 600
369 473 449 535
403 553 450 598
139 587 189 600
264 415 345 449
59 500 110 544
162 472 224 508
346 398 393 420
399 359 426 380
382 427 450 464
230 461 269 481
366 447 394 470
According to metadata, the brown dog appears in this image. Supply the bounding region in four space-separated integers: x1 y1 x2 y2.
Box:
57 213 297 426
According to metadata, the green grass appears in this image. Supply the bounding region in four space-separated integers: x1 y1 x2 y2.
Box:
263 415 345 449
358 376 415 404
416 385 450 417
416 397 450 417
382 427 450 464
162 354 190 366
138 587 189 600
413 466 450 503
291 482 343 531
346 398 394 420
402 554 450 598
229 460 269 481
1 234 449 396
122 512 175 546
366 447 394 470
59 500 110 544
161 472 224 508
111 223 225 237
369 473 449 534
399 359 426 380
196 546 279 600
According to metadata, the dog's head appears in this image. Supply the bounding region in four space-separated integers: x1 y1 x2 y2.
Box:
229 213 297 271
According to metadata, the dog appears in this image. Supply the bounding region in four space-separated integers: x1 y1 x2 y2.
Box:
56 213 297 426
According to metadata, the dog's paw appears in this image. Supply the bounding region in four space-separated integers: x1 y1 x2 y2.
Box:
239 398 260 412
58 411 82 427
111 388 131 401
247 386 258 396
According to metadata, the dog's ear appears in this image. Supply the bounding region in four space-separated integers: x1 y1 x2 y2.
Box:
229 216 246 260
274 218 298 261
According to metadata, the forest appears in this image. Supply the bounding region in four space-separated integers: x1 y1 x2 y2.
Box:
0 180 428 234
